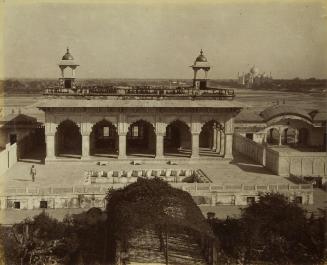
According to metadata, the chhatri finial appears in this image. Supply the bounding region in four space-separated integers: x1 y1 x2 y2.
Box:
200 49 203 55
66 47 70 53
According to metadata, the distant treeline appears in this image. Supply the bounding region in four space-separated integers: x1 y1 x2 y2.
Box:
1 78 326 95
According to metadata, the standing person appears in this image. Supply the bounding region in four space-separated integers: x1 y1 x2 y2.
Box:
30 165 36 182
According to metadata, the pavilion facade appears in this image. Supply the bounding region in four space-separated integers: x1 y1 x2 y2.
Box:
38 49 242 162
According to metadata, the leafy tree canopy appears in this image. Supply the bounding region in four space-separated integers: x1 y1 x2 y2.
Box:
105 177 213 241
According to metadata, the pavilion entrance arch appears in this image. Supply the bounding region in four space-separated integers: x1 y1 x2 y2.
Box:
126 120 156 157
164 120 191 157
266 127 280 145
90 119 118 157
55 119 82 158
199 120 223 157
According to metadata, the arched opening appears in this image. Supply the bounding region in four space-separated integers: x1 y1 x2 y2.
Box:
90 120 118 157
298 128 309 146
199 120 222 157
55 120 81 158
266 128 279 145
283 127 298 145
127 120 156 157
164 120 191 157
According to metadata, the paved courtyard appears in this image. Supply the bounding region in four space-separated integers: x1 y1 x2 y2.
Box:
0 154 291 193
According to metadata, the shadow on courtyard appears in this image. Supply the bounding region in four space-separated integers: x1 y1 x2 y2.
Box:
229 155 274 175
18 145 45 165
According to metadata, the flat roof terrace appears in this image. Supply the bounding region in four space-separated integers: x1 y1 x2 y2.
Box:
43 85 235 100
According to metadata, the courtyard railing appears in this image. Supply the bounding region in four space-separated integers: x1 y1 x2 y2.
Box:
2 183 313 196
44 85 235 99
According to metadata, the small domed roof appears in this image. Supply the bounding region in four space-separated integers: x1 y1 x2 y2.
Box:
62 48 74 60
260 104 312 122
195 49 207 62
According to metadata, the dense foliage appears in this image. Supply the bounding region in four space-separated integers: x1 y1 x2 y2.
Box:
0 210 107 265
105 178 214 262
211 193 326 265
1 190 325 264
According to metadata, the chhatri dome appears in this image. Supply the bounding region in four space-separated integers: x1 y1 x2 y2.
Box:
62 48 74 60
195 49 208 62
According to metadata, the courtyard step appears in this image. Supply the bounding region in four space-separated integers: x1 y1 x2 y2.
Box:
127 228 208 265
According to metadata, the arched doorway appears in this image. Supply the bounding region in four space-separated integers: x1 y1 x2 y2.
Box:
283 127 298 145
164 120 191 157
266 128 279 145
127 120 156 157
55 120 81 158
90 120 118 157
199 120 222 157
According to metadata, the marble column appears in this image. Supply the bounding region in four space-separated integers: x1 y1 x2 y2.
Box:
278 132 282 146
212 126 217 151
45 134 55 162
156 134 164 159
294 129 299 145
81 134 90 159
191 133 200 158
224 133 233 159
216 130 221 154
219 131 225 156
118 134 127 159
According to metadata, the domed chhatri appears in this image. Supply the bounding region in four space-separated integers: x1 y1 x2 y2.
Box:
58 47 80 89
191 49 211 89
195 49 208 62
62 47 74 60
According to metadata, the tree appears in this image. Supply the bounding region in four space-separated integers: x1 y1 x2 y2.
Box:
240 193 324 264
210 193 325 264
105 177 214 263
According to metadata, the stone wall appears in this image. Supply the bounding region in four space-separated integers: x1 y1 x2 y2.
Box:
233 133 266 165
0 182 313 210
267 150 327 177
0 143 17 176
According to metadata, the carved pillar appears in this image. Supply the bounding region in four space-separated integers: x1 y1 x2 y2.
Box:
294 129 299 145
216 129 221 154
191 133 200 158
45 134 55 161
155 115 166 159
278 129 282 146
223 118 234 159
45 121 56 162
118 134 127 159
156 134 164 159
81 122 91 160
219 131 225 156
81 134 90 159
118 113 128 159
224 133 233 159
212 125 217 151
191 115 201 159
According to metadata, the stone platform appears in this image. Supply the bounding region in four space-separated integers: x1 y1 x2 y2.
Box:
0 154 313 211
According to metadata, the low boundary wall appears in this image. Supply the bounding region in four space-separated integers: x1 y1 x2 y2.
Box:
0 182 313 210
266 149 327 177
0 143 17 176
233 134 266 165
234 134 327 178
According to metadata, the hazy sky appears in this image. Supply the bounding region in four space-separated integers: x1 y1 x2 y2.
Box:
2 1 327 79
